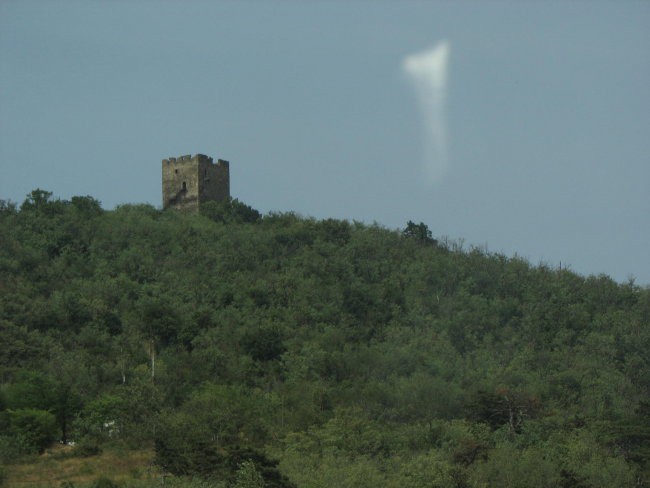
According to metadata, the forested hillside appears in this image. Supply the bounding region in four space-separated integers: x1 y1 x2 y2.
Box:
1 190 649 487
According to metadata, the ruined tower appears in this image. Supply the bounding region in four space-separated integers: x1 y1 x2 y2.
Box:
162 154 230 212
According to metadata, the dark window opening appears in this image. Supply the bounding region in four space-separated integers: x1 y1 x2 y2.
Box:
175 169 178 174
182 182 187 191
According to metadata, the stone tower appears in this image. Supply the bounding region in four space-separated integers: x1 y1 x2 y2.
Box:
162 154 230 211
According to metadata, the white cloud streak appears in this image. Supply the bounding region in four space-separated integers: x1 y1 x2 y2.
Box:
403 41 450 183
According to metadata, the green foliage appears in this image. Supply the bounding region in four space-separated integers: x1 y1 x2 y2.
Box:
547 429 638 488
0 322 51 379
467 387 540 433
2 370 82 443
0 199 17 217
153 382 293 486
468 444 561 488
234 460 265 488
241 325 286 362
1 190 648 486
402 220 436 245
5 408 57 453
77 394 126 441
201 198 261 224
154 384 271 475
398 450 458 488
20 189 56 212
3 370 56 410
600 401 650 469
70 195 103 216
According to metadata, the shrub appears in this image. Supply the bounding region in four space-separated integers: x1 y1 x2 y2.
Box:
201 199 261 224
6 408 57 453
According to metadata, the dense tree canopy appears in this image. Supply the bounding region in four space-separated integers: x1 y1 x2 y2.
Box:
0 191 648 487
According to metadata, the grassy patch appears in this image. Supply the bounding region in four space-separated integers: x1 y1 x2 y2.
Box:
3 445 159 487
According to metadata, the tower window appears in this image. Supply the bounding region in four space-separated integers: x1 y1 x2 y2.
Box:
175 169 178 174
182 182 187 191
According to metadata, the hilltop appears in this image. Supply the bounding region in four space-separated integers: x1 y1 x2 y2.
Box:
0 190 648 487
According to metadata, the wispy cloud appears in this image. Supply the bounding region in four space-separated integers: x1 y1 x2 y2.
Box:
403 41 450 183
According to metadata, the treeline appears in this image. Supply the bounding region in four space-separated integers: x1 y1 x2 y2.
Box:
0 190 649 487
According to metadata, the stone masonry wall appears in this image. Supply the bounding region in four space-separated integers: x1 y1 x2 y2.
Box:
198 158 230 206
162 154 230 211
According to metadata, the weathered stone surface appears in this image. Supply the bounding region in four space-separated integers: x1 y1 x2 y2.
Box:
162 154 230 212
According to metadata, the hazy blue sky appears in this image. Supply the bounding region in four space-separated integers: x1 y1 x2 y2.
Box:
1 1 648 284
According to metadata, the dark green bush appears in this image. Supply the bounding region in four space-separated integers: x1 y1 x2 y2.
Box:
6 408 57 453
200 198 261 224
